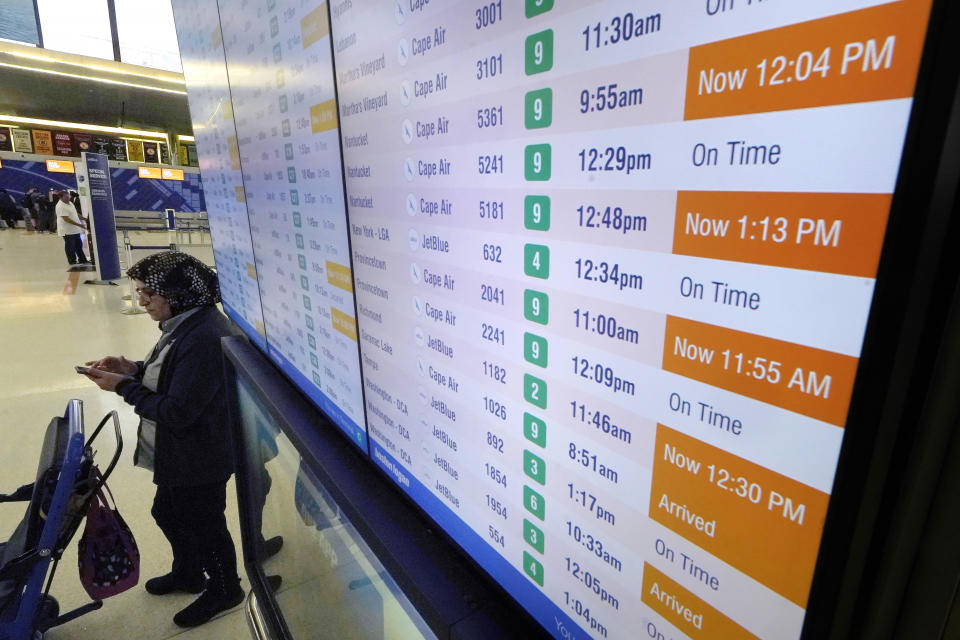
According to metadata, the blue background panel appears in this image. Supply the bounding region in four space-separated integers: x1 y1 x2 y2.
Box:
0 159 205 212
110 168 205 212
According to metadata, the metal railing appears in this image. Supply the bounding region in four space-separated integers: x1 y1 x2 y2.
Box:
112 210 209 315
118 230 178 316
112 210 210 245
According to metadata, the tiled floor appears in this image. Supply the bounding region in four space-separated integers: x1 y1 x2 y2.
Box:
0 228 249 639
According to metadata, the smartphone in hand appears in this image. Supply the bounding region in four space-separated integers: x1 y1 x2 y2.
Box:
75 365 91 374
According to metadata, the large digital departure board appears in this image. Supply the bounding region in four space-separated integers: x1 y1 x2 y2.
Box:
174 1 937 638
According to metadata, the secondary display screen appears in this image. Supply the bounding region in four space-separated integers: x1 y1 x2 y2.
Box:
173 0 267 348
217 0 366 446
174 0 936 638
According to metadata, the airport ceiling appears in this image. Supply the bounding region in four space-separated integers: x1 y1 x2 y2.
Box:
0 42 192 135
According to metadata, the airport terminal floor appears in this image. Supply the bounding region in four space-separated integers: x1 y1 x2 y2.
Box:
0 229 248 640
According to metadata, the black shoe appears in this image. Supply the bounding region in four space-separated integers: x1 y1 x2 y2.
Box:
145 572 205 595
173 586 245 628
260 535 283 560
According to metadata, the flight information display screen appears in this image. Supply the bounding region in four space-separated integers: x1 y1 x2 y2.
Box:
217 0 366 446
330 1 932 639
175 0 936 638
172 0 267 349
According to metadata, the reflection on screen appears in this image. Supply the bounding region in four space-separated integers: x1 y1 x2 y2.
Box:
236 376 435 640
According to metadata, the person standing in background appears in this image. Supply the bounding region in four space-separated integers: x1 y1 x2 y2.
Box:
69 190 82 217
31 189 50 233
20 187 38 233
70 190 93 260
38 189 58 233
56 190 88 265
0 188 18 229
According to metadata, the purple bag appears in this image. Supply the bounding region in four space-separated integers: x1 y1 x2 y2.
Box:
77 475 139 599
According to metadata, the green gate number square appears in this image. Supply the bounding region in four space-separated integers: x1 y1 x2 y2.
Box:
523 485 545 521
523 519 545 554
524 374 547 410
523 551 544 587
302 295 311 310
524 333 548 368
525 0 553 18
287 167 297 183
525 29 554 75
293 212 302 227
523 289 549 325
290 190 299 205
310 353 319 368
524 196 550 230
295 234 304 249
524 88 553 129
524 144 551 181
523 412 547 448
305 315 314 330
524 244 550 279
523 449 546 485
300 275 309 291
297 255 307 270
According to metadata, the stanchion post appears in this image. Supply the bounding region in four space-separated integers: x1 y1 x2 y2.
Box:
120 231 132 300
121 232 146 315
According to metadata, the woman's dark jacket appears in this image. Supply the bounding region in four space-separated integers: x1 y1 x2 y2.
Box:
116 306 236 487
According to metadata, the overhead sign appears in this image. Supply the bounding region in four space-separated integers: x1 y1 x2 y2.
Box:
46 160 75 173
140 166 185 180
138 166 163 179
143 141 159 163
53 131 76 156
127 140 145 162
12 129 32 153
32 130 53 155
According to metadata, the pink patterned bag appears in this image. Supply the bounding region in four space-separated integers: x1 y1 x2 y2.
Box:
77 475 139 599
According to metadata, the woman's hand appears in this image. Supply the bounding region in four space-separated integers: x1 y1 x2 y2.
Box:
85 356 137 375
84 368 131 392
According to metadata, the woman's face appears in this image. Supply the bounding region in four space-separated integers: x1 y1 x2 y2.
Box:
133 279 173 322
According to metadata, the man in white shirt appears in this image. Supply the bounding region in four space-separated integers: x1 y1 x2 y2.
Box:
56 190 88 265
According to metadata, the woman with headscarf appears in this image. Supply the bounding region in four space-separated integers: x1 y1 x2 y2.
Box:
84 251 243 628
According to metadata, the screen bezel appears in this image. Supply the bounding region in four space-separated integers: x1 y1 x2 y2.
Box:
801 0 960 636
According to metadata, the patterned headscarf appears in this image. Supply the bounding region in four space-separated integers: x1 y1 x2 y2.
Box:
127 251 220 314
